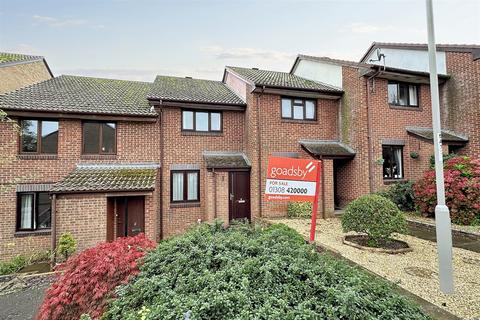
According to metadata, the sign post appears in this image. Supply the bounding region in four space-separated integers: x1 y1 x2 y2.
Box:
264 157 322 241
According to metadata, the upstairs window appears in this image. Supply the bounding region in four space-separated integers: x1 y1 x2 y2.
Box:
382 145 404 180
17 192 51 231
388 81 419 107
281 97 316 120
171 170 199 203
182 110 222 132
20 119 59 154
82 121 116 154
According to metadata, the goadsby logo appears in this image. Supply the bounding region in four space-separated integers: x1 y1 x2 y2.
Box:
270 161 316 180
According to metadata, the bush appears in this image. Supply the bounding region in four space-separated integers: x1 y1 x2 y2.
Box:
376 181 415 211
287 201 312 217
429 153 458 169
37 234 156 320
104 223 429 319
57 232 77 260
414 156 480 225
0 255 28 275
342 194 407 246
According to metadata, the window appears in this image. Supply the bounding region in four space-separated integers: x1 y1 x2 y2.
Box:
281 97 316 120
388 81 419 107
382 145 404 180
182 110 222 132
171 170 199 202
17 192 51 231
20 119 58 154
82 122 116 154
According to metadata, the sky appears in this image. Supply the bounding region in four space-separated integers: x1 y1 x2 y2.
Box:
0 0 479 82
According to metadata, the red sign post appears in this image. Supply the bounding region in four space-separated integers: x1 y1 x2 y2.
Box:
265 157 322 241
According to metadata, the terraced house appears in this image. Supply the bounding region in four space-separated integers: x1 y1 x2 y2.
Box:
0 42 478 261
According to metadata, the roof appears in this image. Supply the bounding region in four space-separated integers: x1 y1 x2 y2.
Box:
360 42 480 63
203 151 251 169
299 140 356 158
0 75 156 117
0 52 44 65
51 163 159 193
226 66 342 93
148 75 245 106
292 54 370 72
406 127 468 143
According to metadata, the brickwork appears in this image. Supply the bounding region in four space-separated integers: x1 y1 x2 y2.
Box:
205 171 230 224
0 61 52 94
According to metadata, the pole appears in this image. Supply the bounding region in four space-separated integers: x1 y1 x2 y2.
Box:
426 0 454 294
309 160 322 242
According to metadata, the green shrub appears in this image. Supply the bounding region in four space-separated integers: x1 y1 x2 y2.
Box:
376 181 415 211
0 255 28 275
57 233 77 260
287 201 312 218
429 153 458 169
104 222 429 319
342 194 407 246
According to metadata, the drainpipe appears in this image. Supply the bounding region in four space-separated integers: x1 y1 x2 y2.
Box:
256 86 265 217
213 168 217 219
50 193 57 266
320 155 326 219
366 69 381 193
158 107 164 240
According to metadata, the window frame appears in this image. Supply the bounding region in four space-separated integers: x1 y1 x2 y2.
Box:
170 170 200 203
382 145 404 180
387 81 420 108
281 97 317 121
181 110 223 133
16 192 52 231
82 121 117 155
19 119 59 154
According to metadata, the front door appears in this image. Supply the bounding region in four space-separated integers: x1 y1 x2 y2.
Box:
116 196 145 237
229 171 251 221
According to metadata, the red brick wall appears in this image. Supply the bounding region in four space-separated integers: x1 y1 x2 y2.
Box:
205 171 230 224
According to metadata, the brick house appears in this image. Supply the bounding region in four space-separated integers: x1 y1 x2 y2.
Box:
0 42 478 261
0 52 53 94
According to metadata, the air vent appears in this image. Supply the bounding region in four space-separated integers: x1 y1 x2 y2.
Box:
252 68 259 70
185 76 192 79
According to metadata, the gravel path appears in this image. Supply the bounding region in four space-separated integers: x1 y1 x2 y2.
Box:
269 218 480 320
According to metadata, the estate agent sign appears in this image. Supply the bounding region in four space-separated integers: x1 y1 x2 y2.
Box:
265 157 322 241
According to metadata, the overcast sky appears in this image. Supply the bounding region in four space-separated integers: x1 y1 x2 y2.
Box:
1 0 479 82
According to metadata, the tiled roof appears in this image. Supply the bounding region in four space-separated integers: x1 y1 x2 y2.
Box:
0 52 44 66
149 76 245 105
226 66 342 93
295 54 370 68
203 151 251 169
406 127 468 143
51 163 159 193
0 75 156 117
299 140 356 158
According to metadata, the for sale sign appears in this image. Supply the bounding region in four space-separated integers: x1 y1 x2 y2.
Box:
265 157 321 202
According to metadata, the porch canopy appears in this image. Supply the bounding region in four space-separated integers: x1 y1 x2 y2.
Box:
50 163 159 194
203 151 251 170
299 140 356 159
406 127 468 143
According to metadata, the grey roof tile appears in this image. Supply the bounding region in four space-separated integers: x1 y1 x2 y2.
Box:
226 66 342 93
0 52 44 65
203 151 250 169
406 127 468 142
149 75 245 105
0 75 156 117
299 140 356 158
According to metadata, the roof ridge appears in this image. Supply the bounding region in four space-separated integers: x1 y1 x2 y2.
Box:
60 74 153 85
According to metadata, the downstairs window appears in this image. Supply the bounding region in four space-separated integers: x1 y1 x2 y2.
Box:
17 192 51 231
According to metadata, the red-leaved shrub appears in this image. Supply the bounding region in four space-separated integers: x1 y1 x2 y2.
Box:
414 156 480 225
37 234 156 320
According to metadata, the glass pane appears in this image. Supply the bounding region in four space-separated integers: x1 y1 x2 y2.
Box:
293 105 303 119
195 112 209 131
294 99 303 104
21 120 38 152
281 99 292 118
388 83 398 104
398 84 408 106
210 113 221 131
393 147 403 178
83 122 100 154
37 193 51 229
41 121 58 154
187 172 198 200
382 146 392 179
20 194 33 229
182 111 194 130
172 172 184 201
409 85 418 106
305 101 315 119
101 123 116 153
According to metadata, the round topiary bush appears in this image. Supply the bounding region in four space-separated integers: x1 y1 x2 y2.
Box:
341 194 407 247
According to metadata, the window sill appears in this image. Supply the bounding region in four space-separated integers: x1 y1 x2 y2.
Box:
383 178 407 185
81 154 117 160
281 119 317 124
170 202 201 208
17 154 58 160
14 230 51 237
181 131 223 136
388 104 422 111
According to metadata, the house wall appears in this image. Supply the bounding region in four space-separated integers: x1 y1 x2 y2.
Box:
366 48 447 74
0 61 52 94
293 59 343 88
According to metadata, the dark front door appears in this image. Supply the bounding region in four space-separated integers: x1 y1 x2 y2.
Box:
116 196 145 237
229 171 251 221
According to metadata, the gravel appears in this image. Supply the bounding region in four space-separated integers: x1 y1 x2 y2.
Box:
269 218 480 320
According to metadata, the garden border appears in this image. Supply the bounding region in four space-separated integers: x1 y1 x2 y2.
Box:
342 235 413 254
